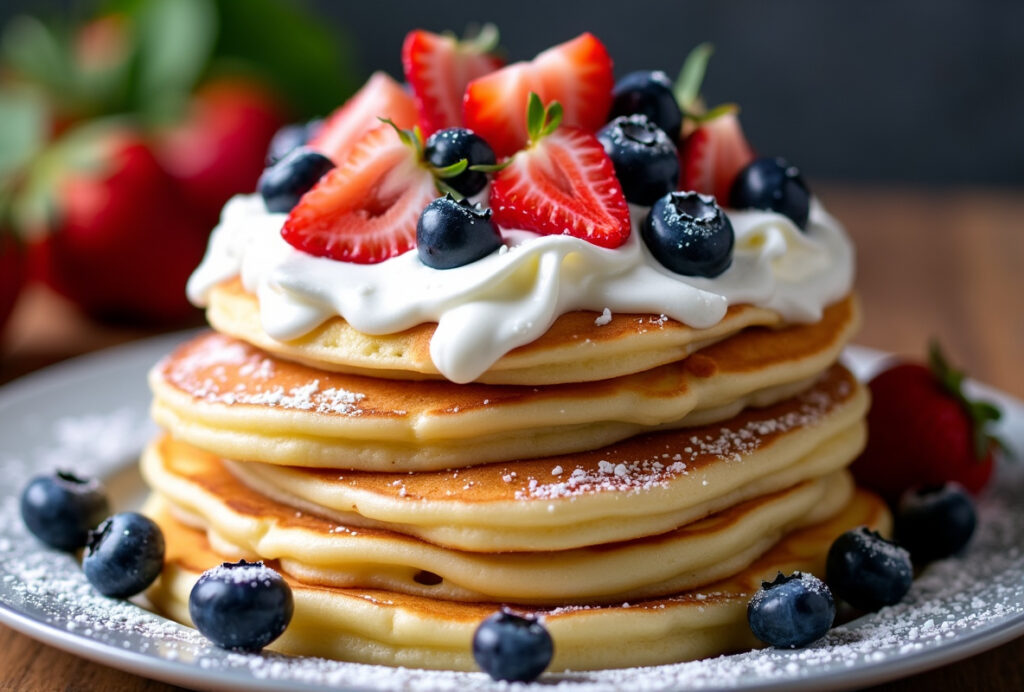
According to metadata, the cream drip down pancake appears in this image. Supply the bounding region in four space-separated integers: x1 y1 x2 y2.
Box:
150 296 859 471
146 489 890 670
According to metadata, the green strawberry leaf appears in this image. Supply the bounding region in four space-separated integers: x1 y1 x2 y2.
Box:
461 23 500 55
432 159 469 179
525 92 563 145
0 16 74 99
0 88 48 180
673 42 713 113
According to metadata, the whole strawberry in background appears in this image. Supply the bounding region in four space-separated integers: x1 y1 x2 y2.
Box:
851 343 1004 502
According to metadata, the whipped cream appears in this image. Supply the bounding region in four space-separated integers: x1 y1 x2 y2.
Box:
187 195 853 383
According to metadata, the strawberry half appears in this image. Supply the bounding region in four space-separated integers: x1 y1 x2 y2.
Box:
283 124 437 263
491 95 630 249
402 25 503 136
679 110 754 203
308 72 418 165
464 33 614 157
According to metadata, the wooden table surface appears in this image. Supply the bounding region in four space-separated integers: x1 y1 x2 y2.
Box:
0 184 1021 691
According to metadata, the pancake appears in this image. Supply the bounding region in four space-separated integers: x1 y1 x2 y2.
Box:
155 365 867 552
146 488 890 670
150 297 859 471
144 432 853 604
207 279 857 385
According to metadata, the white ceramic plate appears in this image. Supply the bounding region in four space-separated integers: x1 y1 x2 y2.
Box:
0 336 1022 692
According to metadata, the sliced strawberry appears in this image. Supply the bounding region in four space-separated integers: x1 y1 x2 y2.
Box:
402 26 503 136
308 72 418 164
679 110 754 203
464 33 613 157
283 125 437 263
491 96 630 249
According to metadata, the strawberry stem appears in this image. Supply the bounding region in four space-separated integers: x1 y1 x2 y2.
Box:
927 340 1007 461
673 42 713 114
525 92 563 146
460 23 500 55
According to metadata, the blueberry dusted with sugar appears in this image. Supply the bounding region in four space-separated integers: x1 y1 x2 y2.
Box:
424 127 496 197
189 560 294 652
609 70 684 140
259 146 335 213
747 571 836 648
473 610 553 682
826 526 913 612
896 483 977 563
417 194 503 269
729 156 811 229
266 119 323 165
643 191 734 277
83 512 165 598
20 471 109 551
597 114 679 205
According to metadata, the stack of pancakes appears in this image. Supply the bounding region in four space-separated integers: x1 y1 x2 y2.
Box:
143 283 887 670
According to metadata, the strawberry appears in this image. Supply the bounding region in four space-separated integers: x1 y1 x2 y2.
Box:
402 25 503 136
157 79 286 222
0 232 26 335
29 123 208 324
491 95 630 249
282 123 438 263
851 343 1004 502
463 33 613 157
679 110 754 202
308 72 418 165
671 44 755 202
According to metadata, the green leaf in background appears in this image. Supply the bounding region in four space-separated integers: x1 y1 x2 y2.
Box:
673 42 713 114
133 0 217 121
0 88 48 179
211 0 356 118
1 15 75 102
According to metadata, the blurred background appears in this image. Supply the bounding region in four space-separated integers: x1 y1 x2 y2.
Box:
0 0 1021 384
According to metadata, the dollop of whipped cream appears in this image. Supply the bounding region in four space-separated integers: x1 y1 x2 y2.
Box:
187 195 853 383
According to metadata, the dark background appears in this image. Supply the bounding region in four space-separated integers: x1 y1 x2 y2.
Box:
5 0 1023 186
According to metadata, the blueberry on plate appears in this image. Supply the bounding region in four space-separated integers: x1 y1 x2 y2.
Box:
826 526 913 612
424 127 497 197
19 471 109 551
189 560 294 653
597 114 679 205
642 191 734 277
896 483 977 563
258 146 336 213
266 119 323 166
747 571 836 648
729 156 811 229
473 609 553 682
417 194 503 269
609 70 684 140
83 512 165 598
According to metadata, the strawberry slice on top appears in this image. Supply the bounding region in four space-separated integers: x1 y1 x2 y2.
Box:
464 32 614 157
283 123 438 263
673 44 754 202
308 72 418 165
402 25 504 136
491 94 631 249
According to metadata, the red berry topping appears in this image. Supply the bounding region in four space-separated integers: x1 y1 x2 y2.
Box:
679 111 754 203
851 343 1003 502
464 33 614 157
402 26 504 136
308 72 418 165
491 95 630 248
282 124 437 263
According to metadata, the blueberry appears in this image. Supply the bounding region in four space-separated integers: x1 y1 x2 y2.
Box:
597 114 680 205
729 156 811 229
83 512 165 598
747 572 836 648
472 610 553 682
259 146 335 213
189 560 294 652
896 483 977 563
826 526 913 612
417 194 503 269
609 70 683 140
266 119 323 166
642 191 734 277
20 471 109 551
424 128 496 197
